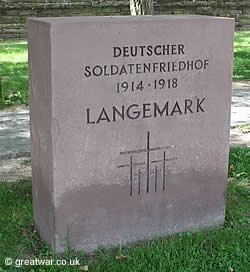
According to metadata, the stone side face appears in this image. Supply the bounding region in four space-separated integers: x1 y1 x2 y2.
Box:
28 20 55 249
0 0 249 40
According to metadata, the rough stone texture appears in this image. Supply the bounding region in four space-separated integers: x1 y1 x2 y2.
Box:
0 0 249 40
28 15 234 252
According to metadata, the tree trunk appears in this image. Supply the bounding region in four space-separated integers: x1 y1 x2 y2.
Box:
130 0 154 15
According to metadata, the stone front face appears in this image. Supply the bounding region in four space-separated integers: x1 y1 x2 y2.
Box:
28 15 234 252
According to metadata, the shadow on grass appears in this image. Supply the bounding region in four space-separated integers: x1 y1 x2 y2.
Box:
233 50 250 69
0 40 29 106
0 43 28 55
233 31 250 81
0 62 29 105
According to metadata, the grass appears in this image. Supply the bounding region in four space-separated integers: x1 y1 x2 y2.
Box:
228 146 250 180
233 31 250 81
0 146 249 271
237 124 250 130
0 41 28 108
0 31 249 108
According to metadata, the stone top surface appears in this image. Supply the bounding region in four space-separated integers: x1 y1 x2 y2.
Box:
28 15 234 25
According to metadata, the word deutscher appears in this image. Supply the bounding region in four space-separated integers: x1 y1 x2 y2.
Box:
113 44 185 58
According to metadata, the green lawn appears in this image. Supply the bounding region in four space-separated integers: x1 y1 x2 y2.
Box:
0 31 250 108
0 147 249 271
233 31 250 81
0 40 28 108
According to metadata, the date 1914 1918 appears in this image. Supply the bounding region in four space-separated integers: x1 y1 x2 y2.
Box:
116 78 178 93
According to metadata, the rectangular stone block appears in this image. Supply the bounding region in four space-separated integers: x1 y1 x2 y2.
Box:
28 15 234 253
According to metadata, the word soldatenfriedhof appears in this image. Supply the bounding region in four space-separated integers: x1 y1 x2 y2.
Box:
28 15 234 252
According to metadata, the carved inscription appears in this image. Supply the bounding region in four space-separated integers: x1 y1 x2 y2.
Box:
82 43 209 125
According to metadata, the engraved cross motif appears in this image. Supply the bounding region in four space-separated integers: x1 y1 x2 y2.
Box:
118 131 177 196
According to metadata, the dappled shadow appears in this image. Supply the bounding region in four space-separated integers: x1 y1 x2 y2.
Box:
233 49 250 80
234 31 250 44
0 41 28 55
0 61 29 105
234 50 250 60
232 31 250 80
0 61 28 77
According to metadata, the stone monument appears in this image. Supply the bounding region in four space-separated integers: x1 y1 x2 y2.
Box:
28 15 234 252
